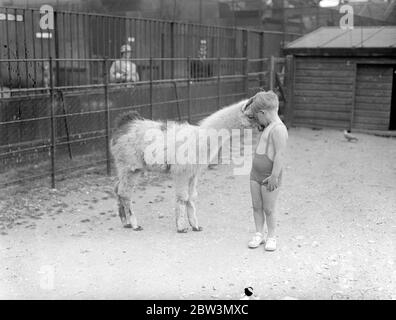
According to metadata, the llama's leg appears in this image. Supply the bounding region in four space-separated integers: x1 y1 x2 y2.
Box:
174 176 190 233
175 197 189 233
187 175 203 232
115 171 143 231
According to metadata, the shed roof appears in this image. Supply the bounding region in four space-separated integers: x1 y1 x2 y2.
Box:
286 26 396 49
284 26 396 57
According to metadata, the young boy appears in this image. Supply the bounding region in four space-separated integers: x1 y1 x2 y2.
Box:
248 91 288 251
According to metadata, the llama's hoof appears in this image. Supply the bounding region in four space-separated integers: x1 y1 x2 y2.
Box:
177 228 189 234
192 226 203 232
133 226 143 231
124 224 133 229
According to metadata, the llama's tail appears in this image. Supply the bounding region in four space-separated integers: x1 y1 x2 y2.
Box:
114 110 143 128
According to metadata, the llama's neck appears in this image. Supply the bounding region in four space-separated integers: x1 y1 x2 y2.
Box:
199 99 248 131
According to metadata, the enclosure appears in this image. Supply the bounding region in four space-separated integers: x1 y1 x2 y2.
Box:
0 6 299 188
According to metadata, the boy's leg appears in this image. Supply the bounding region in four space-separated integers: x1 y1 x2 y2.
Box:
260 187 280 238
250 180 265 234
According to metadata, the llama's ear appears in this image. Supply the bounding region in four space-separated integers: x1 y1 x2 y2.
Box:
242 98 253 112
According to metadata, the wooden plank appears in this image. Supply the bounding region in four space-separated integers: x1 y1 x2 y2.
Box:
295 58 354 65
295 83 353 92
352 59 396 65
296 58 348 64
293 118 350 129
294 110 350 121
356 66 393 76
294 103 350 112
353 102 391 112
296 70 353 78
354 110 390 119
296 62 354 71
356 82 393 90
295 90 351 98
353 122 389 131
354 116 390 126
295 76 353 85
355 90 393 97
294 96 352 105
355 96 392 104
358 75 393 82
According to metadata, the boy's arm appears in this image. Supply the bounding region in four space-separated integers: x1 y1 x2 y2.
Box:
272 127 288 178
271 126 288 179
264 126 288 191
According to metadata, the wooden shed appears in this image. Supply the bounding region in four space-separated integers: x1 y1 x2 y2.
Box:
283 26 396 132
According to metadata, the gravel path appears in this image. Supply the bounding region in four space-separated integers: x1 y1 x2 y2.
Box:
1 128 395 299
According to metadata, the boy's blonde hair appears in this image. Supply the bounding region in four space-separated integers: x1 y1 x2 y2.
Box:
250 91 279 113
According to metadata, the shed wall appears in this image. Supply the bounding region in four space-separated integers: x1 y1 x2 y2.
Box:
293 57 354 129
292 57 395 131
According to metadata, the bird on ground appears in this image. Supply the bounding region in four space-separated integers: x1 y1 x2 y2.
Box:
343 130 358 142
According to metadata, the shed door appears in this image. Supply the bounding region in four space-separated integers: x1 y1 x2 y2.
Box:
354 65 393 131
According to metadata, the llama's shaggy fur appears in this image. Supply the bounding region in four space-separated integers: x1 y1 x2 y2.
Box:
111 98 259 232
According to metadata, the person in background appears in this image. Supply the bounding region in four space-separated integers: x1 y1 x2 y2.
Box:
109 44 140 83
191 39 212 80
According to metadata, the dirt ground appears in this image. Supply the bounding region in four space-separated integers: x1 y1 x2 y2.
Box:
0 127 395 300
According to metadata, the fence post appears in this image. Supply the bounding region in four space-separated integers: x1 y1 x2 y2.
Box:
170 22 175 80
103 58 111 176
259 31 265 89
217 56 221 109
242 30 248 98
187 56 191 122
284 55 295 127
245 57 249 98
269 55 275 91
49 57 56 189
149 57 153 120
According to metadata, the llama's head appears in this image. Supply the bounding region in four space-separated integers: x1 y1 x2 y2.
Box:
199 97 265 131
240 98 264 131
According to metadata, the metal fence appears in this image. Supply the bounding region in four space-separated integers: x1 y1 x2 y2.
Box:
0 55 289 188
0 7 300 89
0 7 297 188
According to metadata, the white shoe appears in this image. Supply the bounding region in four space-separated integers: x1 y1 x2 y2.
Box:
265 237 277 251
248 233 264 249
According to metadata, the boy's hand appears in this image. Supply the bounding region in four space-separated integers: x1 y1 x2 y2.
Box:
262 175 279 192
